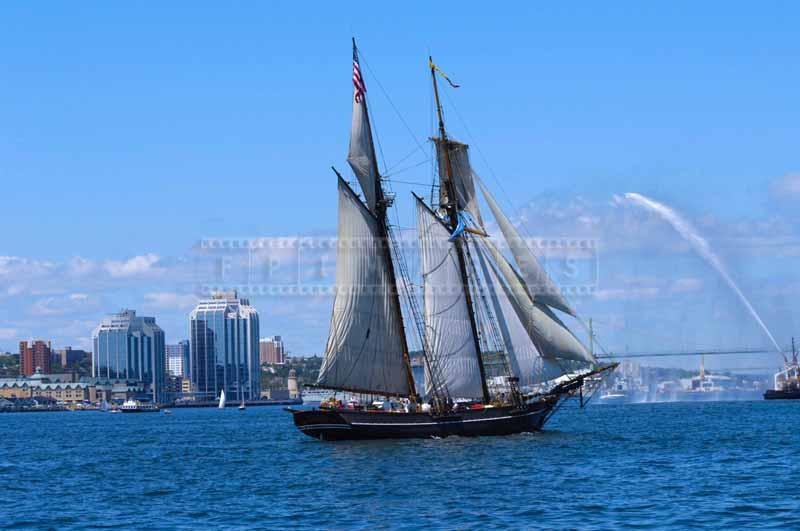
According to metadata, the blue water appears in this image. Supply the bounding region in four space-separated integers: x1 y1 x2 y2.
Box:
1 401 799 530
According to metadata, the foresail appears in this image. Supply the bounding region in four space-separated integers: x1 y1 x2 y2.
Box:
316 178 411 396
473 241 569 386
433 138 483 227
478 180 576 317
416 197 484 399
480 239 595 364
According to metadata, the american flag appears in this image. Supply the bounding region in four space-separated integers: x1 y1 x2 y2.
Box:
352 47 366 104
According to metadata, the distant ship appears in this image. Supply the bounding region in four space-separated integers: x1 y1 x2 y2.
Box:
287 40 616 441
120 399 159 413
598 363 648 404
764 339 800 400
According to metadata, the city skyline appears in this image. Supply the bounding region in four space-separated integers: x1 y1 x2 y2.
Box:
1 3 799 369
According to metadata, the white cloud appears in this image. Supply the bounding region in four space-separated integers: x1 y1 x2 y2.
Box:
143 292 198 310
104 254 163 278
594 287 660 301
0 256 56 277
29 293 97 317
0 328 17 340
671 277 703 293
67 257 97 276
770 173 800 202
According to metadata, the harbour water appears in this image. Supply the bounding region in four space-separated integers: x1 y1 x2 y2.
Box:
2 401 799 529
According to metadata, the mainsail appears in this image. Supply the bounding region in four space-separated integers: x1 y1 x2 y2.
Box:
478 179 576 316
316 178 413 396
416 197 485 399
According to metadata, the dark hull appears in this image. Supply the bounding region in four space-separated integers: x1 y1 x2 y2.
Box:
290 398 558 441
764 389 800 400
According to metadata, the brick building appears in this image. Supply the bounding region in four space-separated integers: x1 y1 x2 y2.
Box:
20 340 52 376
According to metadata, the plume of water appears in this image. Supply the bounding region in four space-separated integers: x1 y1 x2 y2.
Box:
623 192 782 354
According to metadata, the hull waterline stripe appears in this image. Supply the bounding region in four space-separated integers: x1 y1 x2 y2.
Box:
347 408 546 427
298 424 353 430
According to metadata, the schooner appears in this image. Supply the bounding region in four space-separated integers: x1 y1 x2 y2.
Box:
288 41 616 440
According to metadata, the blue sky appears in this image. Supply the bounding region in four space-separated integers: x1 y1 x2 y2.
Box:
1 2 799 370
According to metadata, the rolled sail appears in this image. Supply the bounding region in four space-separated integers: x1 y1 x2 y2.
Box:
316 178 412 396
473 241 569 386
480 239 595 364
433 138 483 227
416 197 484 399
478 180 576 317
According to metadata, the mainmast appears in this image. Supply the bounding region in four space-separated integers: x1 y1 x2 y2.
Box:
354 40 417 402
429 57 491 404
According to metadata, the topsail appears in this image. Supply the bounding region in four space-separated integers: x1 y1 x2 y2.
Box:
316 178 412 396
433 138 483 227
347 46 379 213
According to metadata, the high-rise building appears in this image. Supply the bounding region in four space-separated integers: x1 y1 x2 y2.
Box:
260 336 285 365
92 309 167 403
55 347 91 368
20 340 52 376
166 340 189 378
189 292 260 402
259 336 285 365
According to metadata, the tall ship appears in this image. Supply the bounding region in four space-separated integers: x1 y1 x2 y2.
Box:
288 41 616 440
764 338 800 400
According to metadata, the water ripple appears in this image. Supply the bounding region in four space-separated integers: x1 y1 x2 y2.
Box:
1 401 800 529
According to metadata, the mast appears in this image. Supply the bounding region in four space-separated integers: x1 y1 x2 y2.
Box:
354 39 417 401
430 57 491 403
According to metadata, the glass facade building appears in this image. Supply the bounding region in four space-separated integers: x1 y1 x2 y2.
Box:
166 340 190 378
189 292 260 402
92 309 166 403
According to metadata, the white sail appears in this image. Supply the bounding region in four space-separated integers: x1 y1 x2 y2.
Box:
433 138 483 227
473 241 569 386
416 197 484 399
480 239 595 364
347 59 378 212
478 180 576 317
316 178 412 396
218 389 226 409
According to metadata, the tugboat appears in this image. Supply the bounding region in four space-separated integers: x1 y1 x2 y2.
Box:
764 338 800 400
287 40 616 441
120 399 160 413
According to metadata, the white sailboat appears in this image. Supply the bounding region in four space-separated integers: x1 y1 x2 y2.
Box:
218 389 226 409
238 400 246 411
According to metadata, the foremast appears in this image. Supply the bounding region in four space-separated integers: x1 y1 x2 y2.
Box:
315 39 418 402
353 41 418 402
429 57 491 404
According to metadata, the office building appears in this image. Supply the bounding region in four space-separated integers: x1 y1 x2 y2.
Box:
189 292 260 402
92 309 166 403
166 341 190 378
20 340 52 376
55 347 91 368
259 336 285 365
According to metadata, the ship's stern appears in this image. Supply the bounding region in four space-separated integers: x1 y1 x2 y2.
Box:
289 408 353 440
